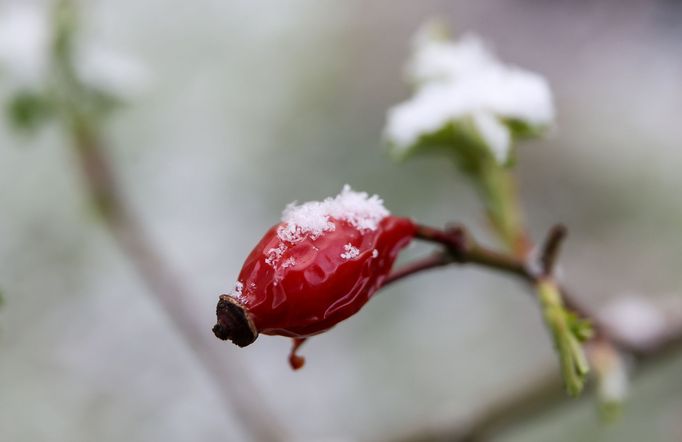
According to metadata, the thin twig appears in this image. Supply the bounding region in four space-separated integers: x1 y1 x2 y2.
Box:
70 120 288 442
381 252 453 288
539 224 567 277
413 224 530 281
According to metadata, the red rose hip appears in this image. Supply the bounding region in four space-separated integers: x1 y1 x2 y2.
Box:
213 185 415 368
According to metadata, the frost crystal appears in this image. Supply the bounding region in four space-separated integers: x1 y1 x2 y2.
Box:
281 257 296 269
230 280 245 302
265 243 287 267
384 22 554 163
340 243 360 260
277 185 389 243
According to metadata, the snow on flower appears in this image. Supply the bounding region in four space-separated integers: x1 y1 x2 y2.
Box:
384 21 555 163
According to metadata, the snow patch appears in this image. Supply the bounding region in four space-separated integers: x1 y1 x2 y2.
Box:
229 280 245 302
277 185 389 243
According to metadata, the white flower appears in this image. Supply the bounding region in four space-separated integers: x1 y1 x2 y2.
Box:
0 2 51 87
384 22 555 164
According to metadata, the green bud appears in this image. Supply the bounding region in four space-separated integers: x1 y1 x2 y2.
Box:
537 279 592 396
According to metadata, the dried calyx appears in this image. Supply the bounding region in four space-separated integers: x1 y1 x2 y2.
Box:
213 295 258 347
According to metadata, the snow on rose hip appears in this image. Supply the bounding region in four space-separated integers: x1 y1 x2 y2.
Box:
212 185 416 369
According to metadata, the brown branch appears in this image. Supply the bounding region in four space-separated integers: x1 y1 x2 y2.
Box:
381 252 453 288
412 224 530 281
70 120 288 442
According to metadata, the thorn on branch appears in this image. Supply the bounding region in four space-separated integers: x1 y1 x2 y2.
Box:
539 224 567 277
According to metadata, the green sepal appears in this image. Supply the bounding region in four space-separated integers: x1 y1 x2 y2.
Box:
502 117 549 140
388 116 499 173
566 311 594 342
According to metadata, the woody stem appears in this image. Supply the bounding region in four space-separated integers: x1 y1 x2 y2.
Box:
383 223 631 350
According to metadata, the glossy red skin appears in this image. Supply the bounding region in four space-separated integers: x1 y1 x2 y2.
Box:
234 216 415 338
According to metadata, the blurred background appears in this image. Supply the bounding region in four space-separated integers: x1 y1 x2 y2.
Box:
2 0 682 441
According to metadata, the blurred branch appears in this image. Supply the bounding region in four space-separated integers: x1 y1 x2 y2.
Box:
37 1 289 440
389 328 682 442
69 119 288 442
389 369 564 442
